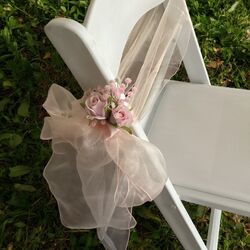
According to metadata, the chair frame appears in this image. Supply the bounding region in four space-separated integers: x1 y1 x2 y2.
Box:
43 0 230 249
84 1 221 249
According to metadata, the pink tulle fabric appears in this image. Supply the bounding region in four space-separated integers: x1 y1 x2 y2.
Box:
41 84 167 249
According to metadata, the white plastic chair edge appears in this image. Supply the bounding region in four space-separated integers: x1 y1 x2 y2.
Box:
44 18 114 89
182 18 211 85
207 209 221 250
177 2 220 248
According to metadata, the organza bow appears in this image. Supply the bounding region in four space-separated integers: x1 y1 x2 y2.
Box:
41 83 167 250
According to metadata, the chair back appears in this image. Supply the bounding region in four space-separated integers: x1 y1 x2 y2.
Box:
45 18 113 90
84 0 166 76
45 0 192 125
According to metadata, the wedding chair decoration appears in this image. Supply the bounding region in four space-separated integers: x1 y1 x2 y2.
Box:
42 0 250 249
41 0 200 249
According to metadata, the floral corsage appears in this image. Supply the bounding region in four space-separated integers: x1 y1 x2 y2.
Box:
82 78 136 133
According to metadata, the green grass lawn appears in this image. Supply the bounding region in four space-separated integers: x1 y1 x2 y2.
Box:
0 0 249 249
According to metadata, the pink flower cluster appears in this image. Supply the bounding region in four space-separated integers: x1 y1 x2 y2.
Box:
84 78 136 128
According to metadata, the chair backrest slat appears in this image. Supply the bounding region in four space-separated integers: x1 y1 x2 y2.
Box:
45 18 114 90
84 0 165 76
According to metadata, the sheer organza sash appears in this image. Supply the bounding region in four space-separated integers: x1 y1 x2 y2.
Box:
120 0 191 120
41 0 191 249
41 84 167 249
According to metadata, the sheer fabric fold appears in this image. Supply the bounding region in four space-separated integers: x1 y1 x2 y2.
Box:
119 0 191 119
41 84 167 249
41 0 192 249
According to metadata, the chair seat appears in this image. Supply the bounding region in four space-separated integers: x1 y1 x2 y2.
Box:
148 81 250 217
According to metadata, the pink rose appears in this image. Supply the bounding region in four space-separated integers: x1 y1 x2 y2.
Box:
112 105 133 127
85 93 107 120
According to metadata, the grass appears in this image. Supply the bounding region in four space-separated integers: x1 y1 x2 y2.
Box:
0 0 249 249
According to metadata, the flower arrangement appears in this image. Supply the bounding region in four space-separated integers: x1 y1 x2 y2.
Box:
82 78 136 132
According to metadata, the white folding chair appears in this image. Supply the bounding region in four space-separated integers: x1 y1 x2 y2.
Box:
44 0 250 249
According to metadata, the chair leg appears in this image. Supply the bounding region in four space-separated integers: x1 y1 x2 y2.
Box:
206 208 221 250
154 179 207 250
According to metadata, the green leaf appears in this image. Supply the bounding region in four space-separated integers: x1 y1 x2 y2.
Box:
0 133 23 147
0 70 4 79
243 235 250 245
121 126 133 134
7 194 29 208
25 32 35 48
9 165 31 178
17 102 29 117
70 6 77 14
195 206 207 218
0 219 13 243
228 1 239 13
60 6 67 12
14 184 36 192
9 135 22 147
1 26 11 43
2 80 14 89
0 98 10 111
16 228 23 242
0 168 6 178
15 222 26 228
107 96 113 104
7 16 18 29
